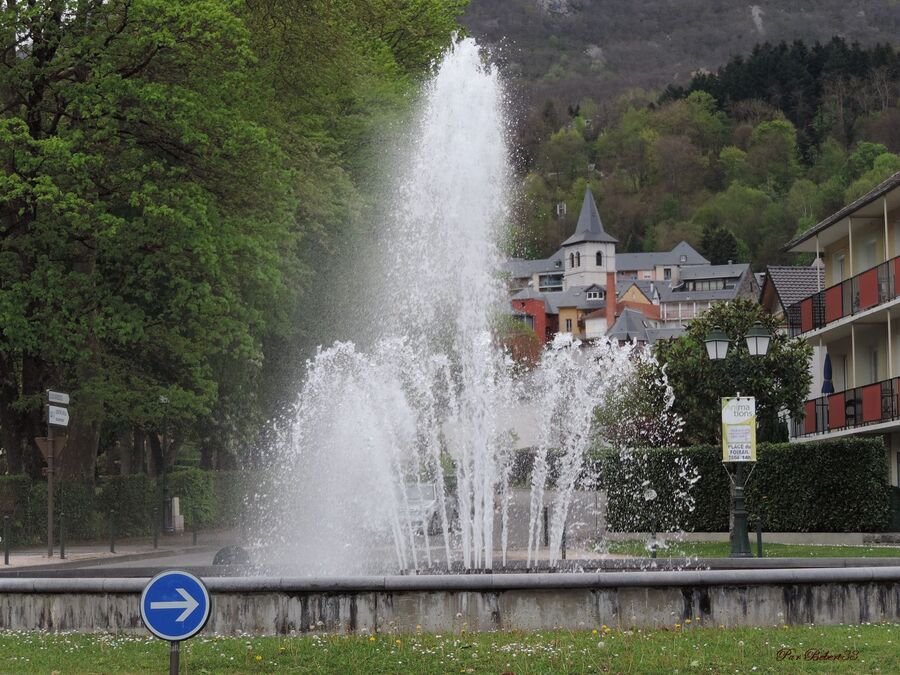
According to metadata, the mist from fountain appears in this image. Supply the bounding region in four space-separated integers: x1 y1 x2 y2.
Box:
256 39 685 575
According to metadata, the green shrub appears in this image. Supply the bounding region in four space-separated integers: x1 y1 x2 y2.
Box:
26 481 99 542
167 468 215 526
211 471 262 527
98 475 158 537
599 438 890 533
0 474 32 541
744 438 890 532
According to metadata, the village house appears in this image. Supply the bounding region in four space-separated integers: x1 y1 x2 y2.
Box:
507 187 758 343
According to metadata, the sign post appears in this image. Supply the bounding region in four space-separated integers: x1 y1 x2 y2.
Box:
141 570 211 675
721 396 756 558
36 390 69 558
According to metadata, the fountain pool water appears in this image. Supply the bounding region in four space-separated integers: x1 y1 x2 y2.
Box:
256 39 685 575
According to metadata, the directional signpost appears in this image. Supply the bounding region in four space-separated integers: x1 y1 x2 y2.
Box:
36 390 69 557
141 570 211 674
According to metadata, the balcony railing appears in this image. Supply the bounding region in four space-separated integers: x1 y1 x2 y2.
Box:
791 376 900 438
787 256 900 337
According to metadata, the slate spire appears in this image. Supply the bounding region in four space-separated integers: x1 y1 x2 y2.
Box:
562 186 618 246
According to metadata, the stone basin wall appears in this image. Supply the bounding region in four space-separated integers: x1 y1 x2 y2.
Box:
0 568 898 635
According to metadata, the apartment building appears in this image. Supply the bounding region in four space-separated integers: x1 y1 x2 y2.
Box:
782 171 900 487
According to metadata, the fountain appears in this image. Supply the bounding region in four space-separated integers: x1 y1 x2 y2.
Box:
257 38 682 576
3 39 898 642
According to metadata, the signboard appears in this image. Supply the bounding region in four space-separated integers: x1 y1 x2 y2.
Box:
721 396 756 462
47 390 70 405
47 405 69 427
35 436 67 462
140 570 211 642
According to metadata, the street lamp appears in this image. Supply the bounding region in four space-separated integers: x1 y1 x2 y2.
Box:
745 323 771 357
704 326 730 360
703 323 771 558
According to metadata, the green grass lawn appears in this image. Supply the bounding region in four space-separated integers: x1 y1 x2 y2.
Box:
0 624 897 674
606 540 900 559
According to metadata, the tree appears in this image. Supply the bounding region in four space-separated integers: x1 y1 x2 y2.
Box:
0 0 463 478
700 224 740 264
652 299 812 445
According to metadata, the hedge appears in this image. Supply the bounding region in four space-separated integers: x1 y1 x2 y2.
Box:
598 437 891 533
25 481 100 542
98 475 158 537
0 474 33 540
0 469 263 546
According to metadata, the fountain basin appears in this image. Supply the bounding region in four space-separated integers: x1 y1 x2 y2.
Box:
2 567 898 634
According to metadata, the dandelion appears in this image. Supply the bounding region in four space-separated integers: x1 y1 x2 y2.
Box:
597 641 606 649
675 623 681 630
592 629 599 635
685 619 691 624
369 637 376 642
396 639 402 646
255 655 262 662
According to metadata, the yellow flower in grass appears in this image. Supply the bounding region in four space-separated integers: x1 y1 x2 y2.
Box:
395 639 402 646
674 623 681 630
592 629 599 635
368 636 376 642
255 655 262 661
685 619 691 624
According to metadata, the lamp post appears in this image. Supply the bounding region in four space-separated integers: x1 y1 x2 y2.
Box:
704 322 771 558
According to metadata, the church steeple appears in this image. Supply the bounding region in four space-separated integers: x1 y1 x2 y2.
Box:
562 186 617 246
561 187 617 291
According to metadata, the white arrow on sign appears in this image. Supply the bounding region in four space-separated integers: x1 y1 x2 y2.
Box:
48 405 69 427
150 587 199 622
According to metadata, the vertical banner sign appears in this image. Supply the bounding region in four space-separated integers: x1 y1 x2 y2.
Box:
721 397 756 462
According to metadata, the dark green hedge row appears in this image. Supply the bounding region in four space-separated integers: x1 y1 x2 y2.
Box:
511 437 892 533
0 470 261 545
600 438 891 532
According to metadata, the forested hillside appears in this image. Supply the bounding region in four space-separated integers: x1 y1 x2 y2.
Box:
0 0 464 478
505 39 900 269
463 0 900 104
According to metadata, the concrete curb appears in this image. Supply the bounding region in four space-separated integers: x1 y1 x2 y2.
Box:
2 566 899 594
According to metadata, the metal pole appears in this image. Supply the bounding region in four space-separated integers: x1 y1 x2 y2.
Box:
650 516 658 559
561 522 566 560
169 640 179 675
47 426 54 558
153 507 159 550
109 511 116 554
730 463 752 557
3 515 9 565
59 511 66 559
542 506 549 548
192 507 198 546
756 518 764 558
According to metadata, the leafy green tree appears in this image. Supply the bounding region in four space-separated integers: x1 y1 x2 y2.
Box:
653 300 812 445
700 224 740 264
844 152 900 201
718 146 750 186
595 107 658 192
0 0 463 478
746 119 801 195
692 183 781 263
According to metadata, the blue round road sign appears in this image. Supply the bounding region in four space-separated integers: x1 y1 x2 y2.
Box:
140 570 211 641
